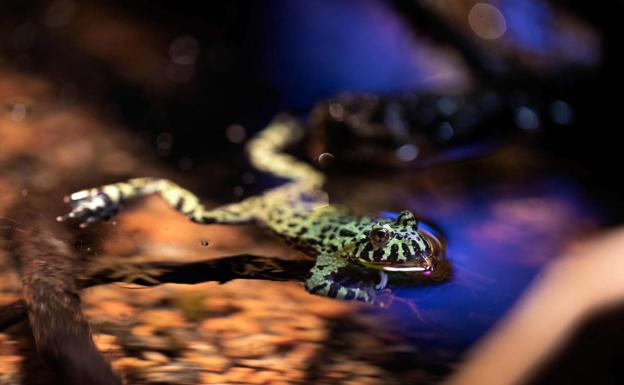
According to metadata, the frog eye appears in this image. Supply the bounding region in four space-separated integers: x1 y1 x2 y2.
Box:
396 210 418 228
369 226 391 246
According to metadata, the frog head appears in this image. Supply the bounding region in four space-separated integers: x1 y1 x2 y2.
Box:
351 210 437 273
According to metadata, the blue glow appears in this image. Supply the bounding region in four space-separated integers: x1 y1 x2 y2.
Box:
258 0 426 107
499 0 555 53
381 177 602 356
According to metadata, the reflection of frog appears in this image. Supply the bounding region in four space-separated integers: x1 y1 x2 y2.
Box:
60 116 443 306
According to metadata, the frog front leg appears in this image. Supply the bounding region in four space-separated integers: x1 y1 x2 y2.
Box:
59 177 257 227
305 254 391 307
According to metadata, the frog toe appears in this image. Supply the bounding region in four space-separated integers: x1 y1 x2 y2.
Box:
60 189 120 227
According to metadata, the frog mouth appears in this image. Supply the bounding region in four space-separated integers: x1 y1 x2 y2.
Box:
356 258 435 273
356 236 438 273
356 224 444 274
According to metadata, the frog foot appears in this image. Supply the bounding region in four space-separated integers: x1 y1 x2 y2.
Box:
57 189 120 228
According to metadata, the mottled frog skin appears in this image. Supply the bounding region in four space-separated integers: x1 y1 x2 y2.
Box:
60 117 440 306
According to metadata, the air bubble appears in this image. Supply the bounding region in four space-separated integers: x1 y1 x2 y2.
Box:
226 124 246 144
156 132 173 150
437 122 454 141
318 152 335 167
396 144 419 162
169 35 200 66
514 106 540 131
328 102 344 121
550 100 573 125
468 3 507 40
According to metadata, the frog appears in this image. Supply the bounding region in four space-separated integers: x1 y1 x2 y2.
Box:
58 115 442 306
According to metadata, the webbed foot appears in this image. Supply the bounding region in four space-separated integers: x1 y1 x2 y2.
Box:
57 188 120 228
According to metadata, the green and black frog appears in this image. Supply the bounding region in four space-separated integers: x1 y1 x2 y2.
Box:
59 116 445 306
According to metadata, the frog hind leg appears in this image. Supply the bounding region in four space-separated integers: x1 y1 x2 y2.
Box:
304 254 389 306
60 177 258 227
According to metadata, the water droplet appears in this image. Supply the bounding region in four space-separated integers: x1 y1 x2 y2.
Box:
169 35 200 66
111 221 117 226
514 106 540 130
233 185 244 197
396 144 419 162
20 188 28 197
200 239 209 247
328 102 344 121
10 103 27 122
550 100 573 125
226 124 246 144
468 3 507 40
317 152 335 167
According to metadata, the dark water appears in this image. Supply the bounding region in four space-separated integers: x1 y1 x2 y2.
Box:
381 176 601 361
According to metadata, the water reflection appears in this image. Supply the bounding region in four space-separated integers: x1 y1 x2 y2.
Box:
383 177 601 360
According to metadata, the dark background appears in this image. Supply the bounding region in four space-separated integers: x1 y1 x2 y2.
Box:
1 0 622 225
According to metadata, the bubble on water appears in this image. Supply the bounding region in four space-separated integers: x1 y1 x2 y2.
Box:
550 100 573 125
396 144 419 162
468 3 507 40
514 106 540 130
226 124 246 144
200 239 209 247
169 35 200 66
156 132 173 150
328 102 344 121
317 152 335 167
